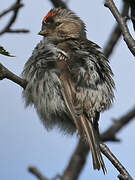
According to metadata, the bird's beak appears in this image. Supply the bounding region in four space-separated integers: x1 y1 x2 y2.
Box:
38 30 46 36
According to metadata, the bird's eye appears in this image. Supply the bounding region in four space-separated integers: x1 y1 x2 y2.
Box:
55 22 61 26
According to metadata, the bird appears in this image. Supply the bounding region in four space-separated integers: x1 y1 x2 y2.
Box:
21 7 115 173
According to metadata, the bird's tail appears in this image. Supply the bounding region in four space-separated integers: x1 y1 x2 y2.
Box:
80 115 106 174
59 75 106 173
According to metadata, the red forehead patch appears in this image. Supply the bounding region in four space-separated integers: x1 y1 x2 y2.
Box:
42 12 56 23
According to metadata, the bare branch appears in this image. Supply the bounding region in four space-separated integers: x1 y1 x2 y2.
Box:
103 1 129 58
28 167 49 180
0 0 29 36
104 0 135 56
104 25 122 58
0 63 27 89
49 0 68 8
100 143 133 180
61 140 89 180
101 106 135 142
6 29 29 33
0 2 23 18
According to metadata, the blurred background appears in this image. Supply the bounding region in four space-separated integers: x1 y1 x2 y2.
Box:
0 0 135 179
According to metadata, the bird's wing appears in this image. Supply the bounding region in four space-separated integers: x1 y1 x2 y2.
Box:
57 49 83 135
57 50 106 173
59 74 83 136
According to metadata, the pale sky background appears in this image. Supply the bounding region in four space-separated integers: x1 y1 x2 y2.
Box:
0 0 135 180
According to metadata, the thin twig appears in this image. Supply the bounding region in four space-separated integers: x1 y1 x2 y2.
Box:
28 167 49 180
104 0 135 56
6 29 29 33
104 25 122 58
103 1 129 58
0 2 23 18
101 106 135 142
0 0 29 35
100 143 133 180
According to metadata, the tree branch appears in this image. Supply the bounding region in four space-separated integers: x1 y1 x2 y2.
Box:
61 140 89 180
0 1 23 18
103 1 129 58
104 0 135 56
100 143 133 180
6 29 29 33
0 0 29 36
0 63 27 89
28 167 49 180
101 106 135 142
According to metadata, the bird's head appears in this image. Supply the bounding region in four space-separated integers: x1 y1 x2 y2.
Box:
39 8 86 42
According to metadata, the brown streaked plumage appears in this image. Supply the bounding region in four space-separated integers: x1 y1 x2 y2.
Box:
22 8 115 173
